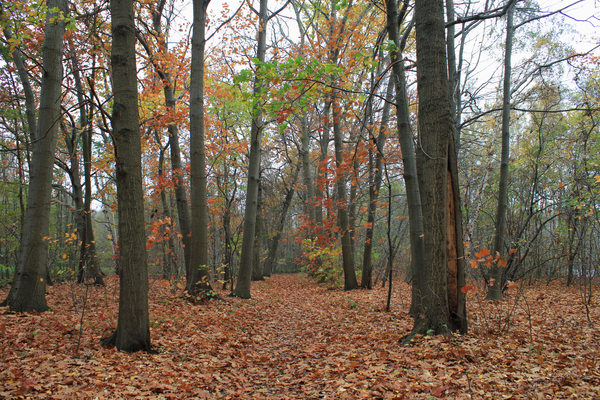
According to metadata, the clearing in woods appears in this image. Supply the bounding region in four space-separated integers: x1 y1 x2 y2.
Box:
0 273 599 398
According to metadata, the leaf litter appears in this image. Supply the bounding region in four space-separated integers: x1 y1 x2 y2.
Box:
0 274 598 399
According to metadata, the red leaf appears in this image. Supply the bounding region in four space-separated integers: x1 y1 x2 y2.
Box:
461 284 475 293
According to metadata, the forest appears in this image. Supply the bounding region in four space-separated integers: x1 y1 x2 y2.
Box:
0 0 599 397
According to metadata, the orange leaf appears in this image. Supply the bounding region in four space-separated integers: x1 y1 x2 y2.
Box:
475 248 490 259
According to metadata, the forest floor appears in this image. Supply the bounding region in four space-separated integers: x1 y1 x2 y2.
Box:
0 273 599 399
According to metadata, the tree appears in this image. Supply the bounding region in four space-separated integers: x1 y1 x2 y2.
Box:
233 0 269 299
403 0 467 340
101 0 151 352
69 48 104 285
361 77 394 289
486 0 516 300
385 0 425 314
1 0 67 312
263 160 301 276
137 0 193 279
187 0 213 297
251 174 264 281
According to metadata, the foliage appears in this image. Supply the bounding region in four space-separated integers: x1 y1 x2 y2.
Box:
300 239 343 289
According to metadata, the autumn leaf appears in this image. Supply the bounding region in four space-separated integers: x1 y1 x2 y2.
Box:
475 248 491 259
461 284 476 294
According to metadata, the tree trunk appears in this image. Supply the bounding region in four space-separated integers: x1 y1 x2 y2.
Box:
71 50 103 285
252 175 264 281
219 165 236 290
187 0 213 297
386 0 425 315
486 0 515 301
139 3 193 279
332 100 358 290
156 133 178 279
264 161 301 276
101 0 151 352
2 0 67 312
233 0 268 299
404 0 467 340
300 112 316 225
1 20 37 142
314 101 331 228
361 76 394 289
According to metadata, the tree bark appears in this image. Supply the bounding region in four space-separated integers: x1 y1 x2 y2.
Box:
361 77 394 289
386 0 425 315
1 17 37 142
486 0 515 301
404 0 467 340
2 0 67 312
233 0 268 299
187 0 213 297
71 50 103 285
101 0 151 352
155 133 178 279
332 100 358 290
300 112 316 225
252 175 264 281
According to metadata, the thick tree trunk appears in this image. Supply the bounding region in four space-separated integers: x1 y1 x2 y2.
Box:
101 0 151 352
233 0 268 299
486 0 515 301
187 0 213 297
2 0 67 312
404 0 467 339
